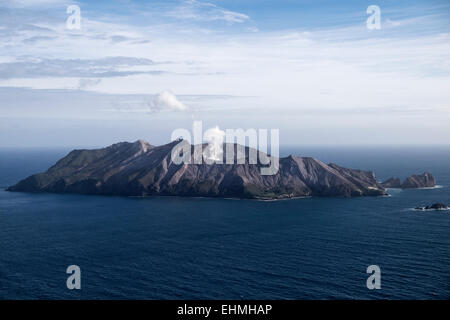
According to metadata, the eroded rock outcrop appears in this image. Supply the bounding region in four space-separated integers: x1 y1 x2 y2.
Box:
381 173 435 189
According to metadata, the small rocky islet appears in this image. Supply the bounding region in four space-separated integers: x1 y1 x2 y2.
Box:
380 173 436 189
415 203 448 211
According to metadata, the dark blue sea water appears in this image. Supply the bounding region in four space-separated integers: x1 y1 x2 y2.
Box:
0 146 449 299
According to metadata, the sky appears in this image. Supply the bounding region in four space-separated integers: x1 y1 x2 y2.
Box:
0 0 449 147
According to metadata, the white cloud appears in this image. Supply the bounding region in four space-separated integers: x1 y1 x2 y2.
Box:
0 0 72 8
386 19 402 27
0 56 164 79
148 90 189 112
167 0 250 24
0 1 449 145
77 78 101 90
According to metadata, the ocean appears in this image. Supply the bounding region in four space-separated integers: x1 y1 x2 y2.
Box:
0 146 449 299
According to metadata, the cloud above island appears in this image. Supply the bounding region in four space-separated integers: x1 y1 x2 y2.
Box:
149 91 189 112
166 0 250 24
0 0 449 147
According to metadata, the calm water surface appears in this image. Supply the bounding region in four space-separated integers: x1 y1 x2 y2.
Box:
0 146 449 299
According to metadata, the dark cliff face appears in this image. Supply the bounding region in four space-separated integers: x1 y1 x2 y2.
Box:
380 177 402 188
402 173 436 188
7 140 387 199
381 173 436 189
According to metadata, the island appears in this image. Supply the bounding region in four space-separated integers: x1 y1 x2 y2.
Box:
381 173 436 189
6 140 436 200
415 203 448 211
